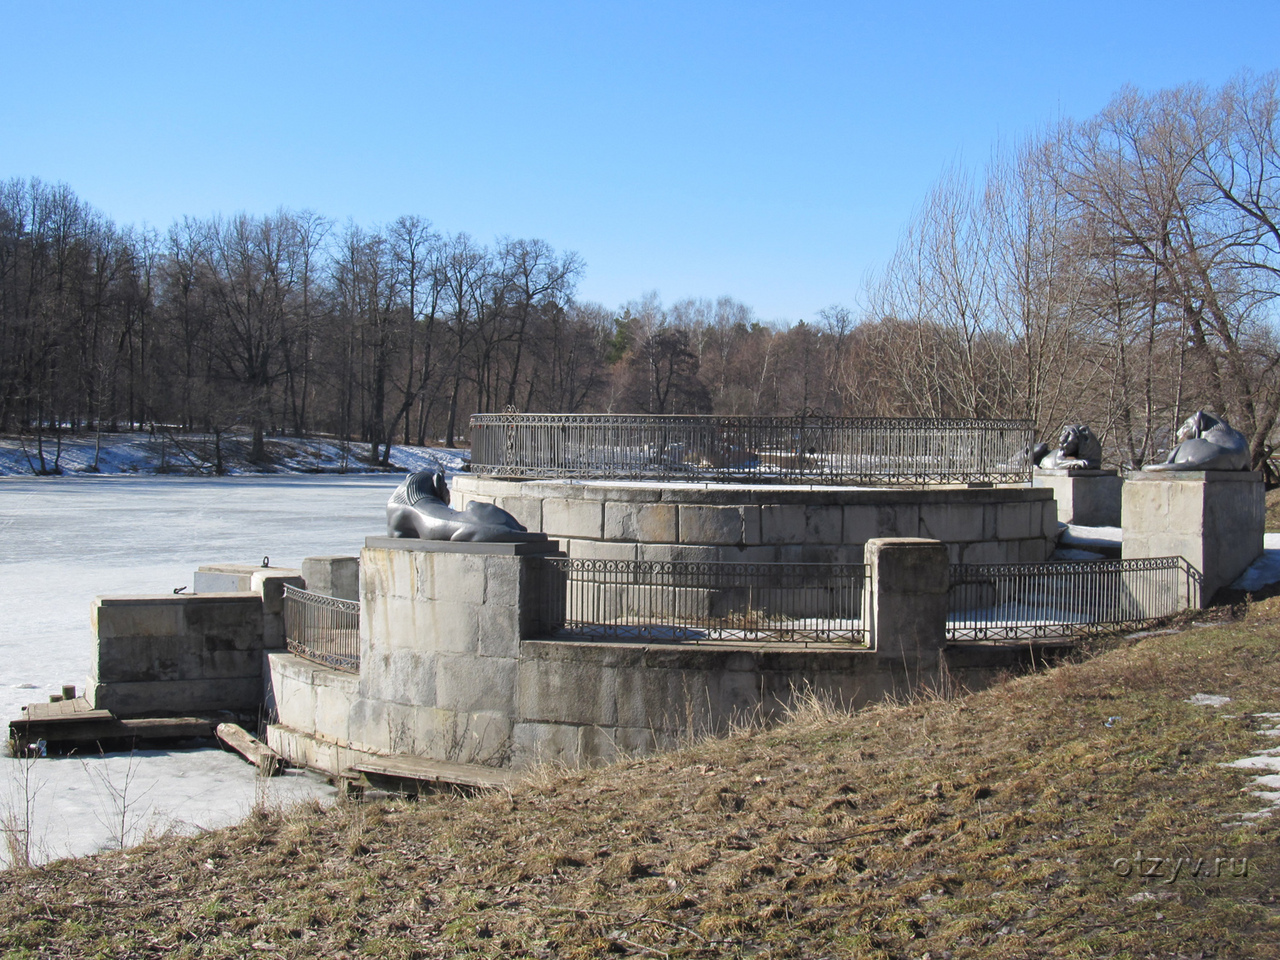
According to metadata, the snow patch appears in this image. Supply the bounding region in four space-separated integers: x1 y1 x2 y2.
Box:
1230 533 1280 592
1060 524 1122 550
1221 713 1280 824
1186 693 1233 707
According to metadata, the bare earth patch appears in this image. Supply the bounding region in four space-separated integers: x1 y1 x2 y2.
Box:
4 605 1280 958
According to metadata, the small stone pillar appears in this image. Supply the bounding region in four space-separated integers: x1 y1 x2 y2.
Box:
251 569 306 648
1122 471 1264 600
863 538 949 662
1033 469 1122 527
301 556 360 601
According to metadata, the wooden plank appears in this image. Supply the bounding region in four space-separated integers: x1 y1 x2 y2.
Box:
21 698 111 723
215 723 282 775
121 718 215 739
349 755 516 790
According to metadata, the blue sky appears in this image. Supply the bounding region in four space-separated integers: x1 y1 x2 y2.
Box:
3 1 1278 322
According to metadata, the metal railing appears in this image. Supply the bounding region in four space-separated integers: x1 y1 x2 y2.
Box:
946 557 1202 642
535 558 869 646
470 414 1035 485
283 585 361 673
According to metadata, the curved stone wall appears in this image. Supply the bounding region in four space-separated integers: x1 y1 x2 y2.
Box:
451 477 1058 565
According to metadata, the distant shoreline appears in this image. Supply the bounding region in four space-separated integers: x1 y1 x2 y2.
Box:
0 432 468 478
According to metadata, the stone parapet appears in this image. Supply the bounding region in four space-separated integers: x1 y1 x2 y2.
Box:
267 531 1066 776
451 477 1056 566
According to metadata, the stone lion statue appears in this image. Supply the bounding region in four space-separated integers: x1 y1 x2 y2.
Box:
1033 424 1103 471
1145 410 1250 472
387 470 546 541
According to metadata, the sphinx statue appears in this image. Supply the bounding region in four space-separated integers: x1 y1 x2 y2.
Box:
387 470 547 542
1033 424 1103 471
1145 410 1251 472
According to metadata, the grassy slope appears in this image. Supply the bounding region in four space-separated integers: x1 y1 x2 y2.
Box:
4 611 1280 959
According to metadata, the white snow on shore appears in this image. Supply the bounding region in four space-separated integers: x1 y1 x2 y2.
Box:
0 432 469 477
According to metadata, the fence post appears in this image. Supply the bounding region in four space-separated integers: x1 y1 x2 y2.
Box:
864 538 949 662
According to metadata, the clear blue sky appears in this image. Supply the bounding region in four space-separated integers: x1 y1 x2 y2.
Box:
3 1 1277 323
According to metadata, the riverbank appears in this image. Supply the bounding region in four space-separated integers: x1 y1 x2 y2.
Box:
0 432 467 477
3 603 1278 958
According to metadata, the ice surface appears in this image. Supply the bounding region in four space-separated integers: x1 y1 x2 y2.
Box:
0 468 464 866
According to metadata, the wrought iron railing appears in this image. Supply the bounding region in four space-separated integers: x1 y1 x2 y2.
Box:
535 558 869 646
946 557 1201 642
470 414 1035 485
283 585 361 673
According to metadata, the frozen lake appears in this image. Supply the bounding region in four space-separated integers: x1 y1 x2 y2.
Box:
0 474 399 866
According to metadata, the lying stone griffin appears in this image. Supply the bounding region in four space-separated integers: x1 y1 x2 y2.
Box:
387 470 546 541
1145 410 1250 472
1032 424 1103 471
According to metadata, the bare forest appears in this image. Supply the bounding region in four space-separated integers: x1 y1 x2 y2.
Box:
4 76 1280 473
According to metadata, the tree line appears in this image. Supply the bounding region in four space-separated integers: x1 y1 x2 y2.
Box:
4 74 1280 472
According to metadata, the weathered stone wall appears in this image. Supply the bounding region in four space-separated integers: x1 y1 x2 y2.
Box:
90 593 265 715
266 537 1035 775
266 651 361 772
87 568 302 716
1123 471 1265 600
450 477 1058 565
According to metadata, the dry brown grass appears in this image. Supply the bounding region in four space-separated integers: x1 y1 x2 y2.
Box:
4 605 1280 958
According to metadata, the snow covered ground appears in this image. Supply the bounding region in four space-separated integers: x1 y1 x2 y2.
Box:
1232 533 1280 592
0 443 470 867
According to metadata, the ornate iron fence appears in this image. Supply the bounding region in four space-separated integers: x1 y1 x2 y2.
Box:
946 557 1201 642
535 558 869 646
470 414 1035 485
283 584 361 673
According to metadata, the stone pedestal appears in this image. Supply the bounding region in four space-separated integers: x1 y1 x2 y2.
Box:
350 537 562 763
1033 469 1122 527
1122 471 1264 601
